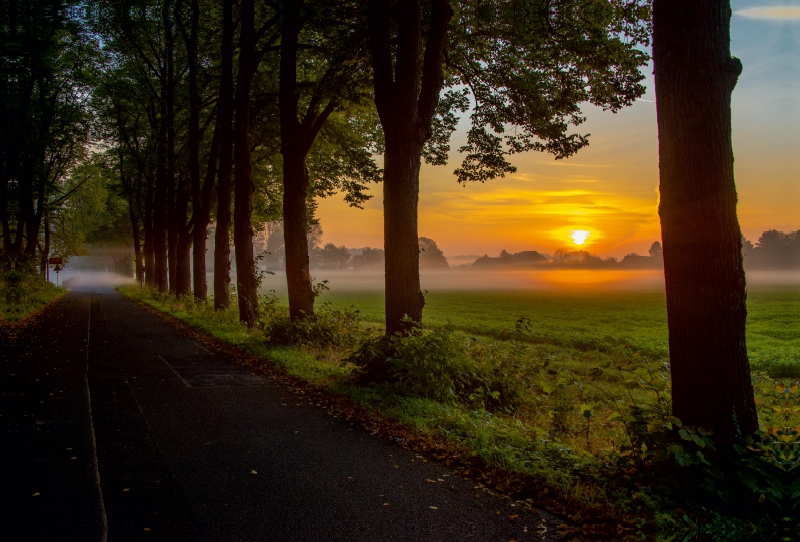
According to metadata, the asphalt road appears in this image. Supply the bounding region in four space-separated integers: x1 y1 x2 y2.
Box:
2 283 567 541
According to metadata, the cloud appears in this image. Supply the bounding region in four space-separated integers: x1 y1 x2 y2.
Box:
735 7 800 20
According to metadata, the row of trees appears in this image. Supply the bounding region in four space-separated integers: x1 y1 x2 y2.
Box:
0 0 97 272
87 0 650 332
472 242 665 269
4 0 759 441
308 236 448 271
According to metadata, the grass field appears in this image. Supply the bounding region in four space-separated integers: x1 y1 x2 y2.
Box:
261 272 800 378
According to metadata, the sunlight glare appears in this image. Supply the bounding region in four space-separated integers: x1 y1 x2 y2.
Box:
570 230 590 245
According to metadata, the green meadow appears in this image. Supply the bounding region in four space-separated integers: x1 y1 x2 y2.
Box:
310 283 800 378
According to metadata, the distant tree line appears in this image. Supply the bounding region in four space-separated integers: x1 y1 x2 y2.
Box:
471 231 800 272
742 229 800 269
472 242 665 270
260 223 448 272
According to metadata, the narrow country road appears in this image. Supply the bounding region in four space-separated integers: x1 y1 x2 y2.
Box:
2 283 567 541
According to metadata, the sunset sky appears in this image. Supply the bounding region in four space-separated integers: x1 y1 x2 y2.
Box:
316 3 800 260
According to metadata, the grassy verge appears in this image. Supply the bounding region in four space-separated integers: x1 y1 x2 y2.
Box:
0 273 65 323
119 285 798 541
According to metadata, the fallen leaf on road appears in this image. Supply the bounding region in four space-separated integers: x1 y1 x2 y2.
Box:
123 488 130 492
429 506 438 510
509 514 519 520
425 478 436 483
250 470 257 475
32 492 40 496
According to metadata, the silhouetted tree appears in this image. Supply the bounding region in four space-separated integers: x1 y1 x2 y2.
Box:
367 0 650 334
351 247 384 270
310 243 351 270
653 0 758 440
418 237 448 269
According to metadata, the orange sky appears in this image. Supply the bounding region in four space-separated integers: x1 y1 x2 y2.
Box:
316 8 799 260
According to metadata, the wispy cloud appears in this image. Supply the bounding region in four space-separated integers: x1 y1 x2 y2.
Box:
735 7 800 20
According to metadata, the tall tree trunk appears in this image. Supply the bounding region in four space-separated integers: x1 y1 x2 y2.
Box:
653 0 758 441
279 0 337 320
214 0 235 310
367 0 451 334
194 113 220 300
174 0 198 297
232 0 259 326
281 152 315 318
383 139 424 333
166 9 178 294
175 170 192 295
153 109 169 292
183 0 216 301
144 173 156 289
41 217 49 279
128 205 143 282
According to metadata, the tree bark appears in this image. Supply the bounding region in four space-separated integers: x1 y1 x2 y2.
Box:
213 0 235 311
281 151 315 318
232 0 260 326
653 0 758 441
367 0 451 334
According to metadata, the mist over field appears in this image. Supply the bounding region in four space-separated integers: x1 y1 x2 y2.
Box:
259 268 800 298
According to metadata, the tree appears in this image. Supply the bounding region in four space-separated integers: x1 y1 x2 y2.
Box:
279 0 378 320
1 0 95 266
310 243 351 270
367 0 650 334
351 247 384 270
418 237 448 269
653 0 758 440
648 241 662 259
214 0 236 310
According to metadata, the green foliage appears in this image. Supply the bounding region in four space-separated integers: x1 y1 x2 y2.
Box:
448 0 650 182
0 258 65 321
261 301 367 350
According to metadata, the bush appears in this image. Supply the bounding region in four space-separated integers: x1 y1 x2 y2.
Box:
262 302 367 349
350 323 533 411
0 257 64 321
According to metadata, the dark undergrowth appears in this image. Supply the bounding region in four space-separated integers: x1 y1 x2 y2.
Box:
119 285 799 541
0 261 65 322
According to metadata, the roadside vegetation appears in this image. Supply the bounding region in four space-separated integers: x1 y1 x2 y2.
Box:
119 284 800 541
0 265 64 322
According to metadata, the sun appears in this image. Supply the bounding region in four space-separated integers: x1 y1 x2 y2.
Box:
570 230 590 246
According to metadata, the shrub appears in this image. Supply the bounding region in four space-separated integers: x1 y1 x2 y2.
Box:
262 302 367 349
350 323 533 411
